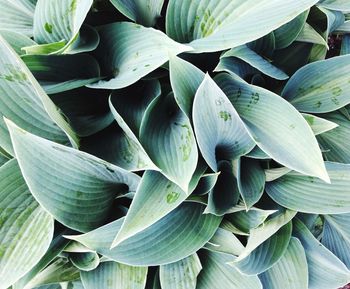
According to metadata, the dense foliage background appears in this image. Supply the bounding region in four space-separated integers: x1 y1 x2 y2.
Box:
1 0 350 288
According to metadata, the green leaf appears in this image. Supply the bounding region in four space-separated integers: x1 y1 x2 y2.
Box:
322 214 350 268
221 45 288 80
282 54 350 113
234 209 296 263
296 23 329 47
21 54 101 94
110 0 164 27
235 157 265 209
266 162 350 214
225 208 277 235
169 55 205 118
81 261 147 289
196 250 262 289
69 252 99 272
66 202 222 266
6 119 140 232
265 167 292 182
109 80 161 137
318 111 350 163
0 0 36 37
193 74 254 171
204 161 240 216
112 170 188 247
23 257 80 288
14 232 71 289
33 0 93 52
205 227 244 256
109 81 160 171
233 222 292 275
302 113 338 136
87 22 191 89
0 35 78 154
166 0 318 53
216 73 329 182
293 219 350 289
0 159 54 289
273 10 309 49
160 254 202 289
259 237 308 289
140 93 198 192
318 0 350 12
0 30 36 55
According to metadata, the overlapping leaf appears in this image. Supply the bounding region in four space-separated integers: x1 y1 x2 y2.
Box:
166 0 318 53
66 202 221 266
0 159 54 289
216 72 329 182
0 35 78 154
266 162 350 214
88 22 191 89
6 120 140 232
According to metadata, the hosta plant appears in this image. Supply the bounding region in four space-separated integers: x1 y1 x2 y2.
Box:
1 0 350 288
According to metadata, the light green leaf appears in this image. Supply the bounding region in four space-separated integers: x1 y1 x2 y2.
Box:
296 23 329 47
0 35 78 154
140 93 198 192
110 0 164 27
293 219 350 289
259 237 308 289
21 54 101 94
282 54 350 113
0 30 36 55
266 162 350 214
112 170 187 247
169 55 205 118
273 10 309 49
197 251 262 289
323 214 350 268
66 202 222 266
193 74 254 171
6 119 140 232
160 254 202 289
233 222 292 275
204 228 244 256
23 40 66 55
318 0 350 12
235 209 296 262
216 73 329 182
246 146 270 160
33 0 93 52
221 45 288 80
81 261 147 289
69 252 99 272
265 167 292 182
88 22 191 89
303 113 338 135
0 159 54 289
0 0 36 36
166 0 318 53
226 208 277 235
14 232 70 289
23 258 80 288
236 157 265 209
318 111 350 163
214 57 257 80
